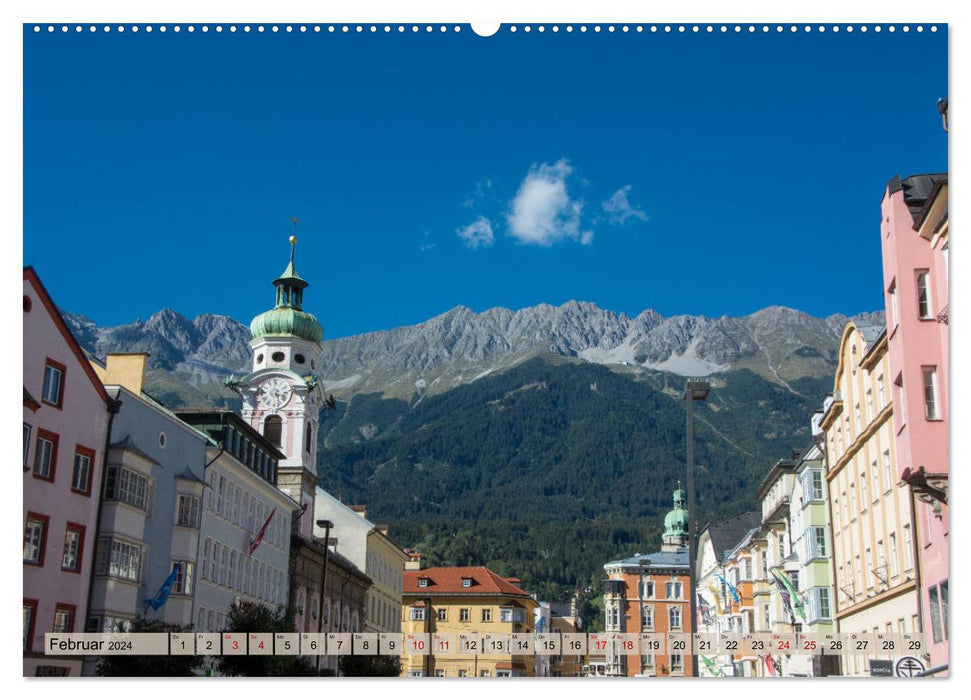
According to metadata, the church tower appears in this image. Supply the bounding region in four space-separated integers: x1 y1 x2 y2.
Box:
234 235 325 538
661 483 689 552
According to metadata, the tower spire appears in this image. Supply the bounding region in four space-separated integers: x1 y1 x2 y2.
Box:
289 216 299 264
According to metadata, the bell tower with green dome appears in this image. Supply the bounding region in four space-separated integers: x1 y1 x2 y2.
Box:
232 234 325 541
661 482 689 552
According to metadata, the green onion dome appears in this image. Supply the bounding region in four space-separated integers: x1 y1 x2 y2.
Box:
250 236 324 343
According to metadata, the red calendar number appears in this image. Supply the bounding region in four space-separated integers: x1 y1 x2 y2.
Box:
595 640 607 651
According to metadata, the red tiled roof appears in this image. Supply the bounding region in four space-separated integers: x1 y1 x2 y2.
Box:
404 566 531 596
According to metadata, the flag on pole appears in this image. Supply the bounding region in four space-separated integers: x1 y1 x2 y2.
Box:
701 655 724 677
763 654 776 676
770 567 806 620
248 507 276 556
716 573 740 604
707 583 724 615
697 593 714 626
145 562 181 612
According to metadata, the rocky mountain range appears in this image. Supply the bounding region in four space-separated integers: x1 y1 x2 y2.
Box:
62 301 883 406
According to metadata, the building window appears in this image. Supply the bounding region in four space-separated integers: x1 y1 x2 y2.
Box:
894 373 907 428
859 469 868 506
916 270 933 319
201 538 211 581
53 604 76 633
888 280 899 328
889 533 899 578
638 580 655 599
42 358 66 408
410 607 426 621
23 424 31 469
641 605 654 630
306 425 313 454
437 608 447 621
922 367 941 420
104 466 151 511
804 526 828 561
462 578 472 588
668 605 682 630
61 523 85 573
263 415 283 447
665 581 683 599
33 430 58 481
71 446 95 495
929 584 943 643
481 608 492 622
670 653 684 673
480 670 490 677
176 494 201 528
173 561 194 595
95 537 142 582
24 599 38 651
877 374 887 407
418 578 428 588
23 513 49 565
810 587 832 621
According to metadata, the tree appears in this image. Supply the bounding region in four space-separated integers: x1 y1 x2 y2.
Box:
95 617 202 676
339 654 401 677
214 602 317 677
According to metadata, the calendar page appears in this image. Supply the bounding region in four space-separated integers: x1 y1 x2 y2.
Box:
20 0 949 686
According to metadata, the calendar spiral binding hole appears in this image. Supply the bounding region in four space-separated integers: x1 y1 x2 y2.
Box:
33 24 938 35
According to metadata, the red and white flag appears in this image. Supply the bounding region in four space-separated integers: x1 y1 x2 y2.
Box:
248 508 276 556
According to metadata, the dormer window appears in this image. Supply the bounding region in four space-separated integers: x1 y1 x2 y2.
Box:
418 578 429 588
462 578 472 588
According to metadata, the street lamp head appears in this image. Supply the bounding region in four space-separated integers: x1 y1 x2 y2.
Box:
684 378 711 401
316 519 334 529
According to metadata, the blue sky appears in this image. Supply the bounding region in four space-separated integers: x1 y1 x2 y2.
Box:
23 24 947 339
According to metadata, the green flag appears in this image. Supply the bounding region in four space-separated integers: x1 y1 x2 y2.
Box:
771 567 806 621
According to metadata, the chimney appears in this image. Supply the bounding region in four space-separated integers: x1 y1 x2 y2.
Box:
105 353 150 395
376 525 389 536
403 548 422 570
350 505 368 518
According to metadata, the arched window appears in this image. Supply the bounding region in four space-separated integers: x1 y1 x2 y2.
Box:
305 423 313 454
264 415 282 447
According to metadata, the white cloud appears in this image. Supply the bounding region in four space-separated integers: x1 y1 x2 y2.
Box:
506 159 592 246
602 185 648 225
456 216 495 249
419 230 436 252
463 179 493 208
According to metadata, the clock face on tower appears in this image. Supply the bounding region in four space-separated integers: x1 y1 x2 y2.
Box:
258 377 292 410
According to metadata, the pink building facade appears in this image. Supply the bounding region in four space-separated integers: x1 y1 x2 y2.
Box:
879 174 949 672
23 267 112 676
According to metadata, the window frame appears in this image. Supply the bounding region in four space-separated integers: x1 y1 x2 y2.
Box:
53 603 77 633
23 512 49 566
23 423 32 470
915 269 933 319
42 357 66 409
24 599 38 652
71 444 96 496
922 367 941 421
459 608 470 622
61 522 86 573
33 429 59 482
668 604 683 631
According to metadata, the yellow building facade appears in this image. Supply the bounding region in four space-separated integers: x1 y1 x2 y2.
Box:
401 566 539 677
821 322 920 676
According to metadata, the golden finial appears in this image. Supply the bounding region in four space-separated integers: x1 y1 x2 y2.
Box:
289 234 297 245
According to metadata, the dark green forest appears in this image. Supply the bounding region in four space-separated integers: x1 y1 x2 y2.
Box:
316 357 829 623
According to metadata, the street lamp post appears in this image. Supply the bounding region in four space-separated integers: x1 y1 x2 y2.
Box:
684 378 710 678
315 519 333 675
